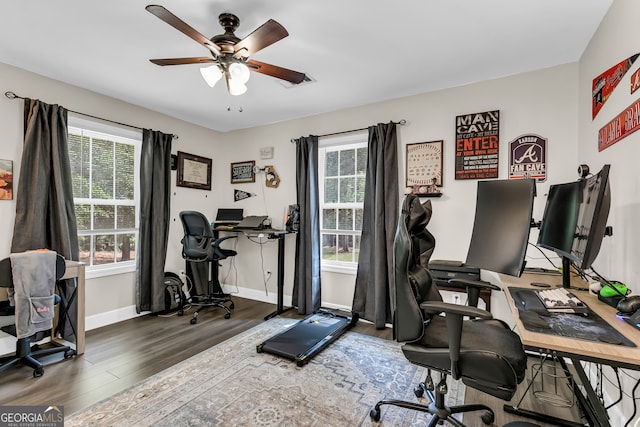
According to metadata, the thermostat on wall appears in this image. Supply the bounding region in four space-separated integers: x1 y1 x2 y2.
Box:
260 146 274 159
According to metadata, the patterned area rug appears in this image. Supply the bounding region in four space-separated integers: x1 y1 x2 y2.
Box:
67 317 464 426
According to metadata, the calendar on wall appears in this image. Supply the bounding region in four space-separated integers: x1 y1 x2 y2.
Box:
406 141 443 193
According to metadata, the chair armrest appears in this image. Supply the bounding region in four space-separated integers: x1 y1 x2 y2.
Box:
419 301 493 320
447 278 501 291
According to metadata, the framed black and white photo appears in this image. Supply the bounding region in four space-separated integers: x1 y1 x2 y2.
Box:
230 160 256 184
406 140 443 193
176 151 212 190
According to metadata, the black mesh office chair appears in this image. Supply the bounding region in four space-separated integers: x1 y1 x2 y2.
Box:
370 195 529 426
179 211 236 323
0 252 74 377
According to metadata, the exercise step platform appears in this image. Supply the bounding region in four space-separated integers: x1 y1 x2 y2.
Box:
256 309 358 366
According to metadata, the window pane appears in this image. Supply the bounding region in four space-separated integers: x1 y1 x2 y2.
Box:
339 149 355 175
92 138 114 199
323 209 336 230
322 234 337 261
356 147 367 174
324 178 338 203
325 151 339 177
339 177 356 203
115 143 135 200
117 205 136 229
93 234 115 265
337 235 353 262
94 205 115 230
356 176 366 203
78 235 91 265
117 233 136 262
75 204 91 231
354 235 361 263
338 209 353 230
69 133 90 198
355 208 363 230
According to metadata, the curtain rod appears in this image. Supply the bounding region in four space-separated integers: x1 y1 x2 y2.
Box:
290 119 406 143
4 91 179 140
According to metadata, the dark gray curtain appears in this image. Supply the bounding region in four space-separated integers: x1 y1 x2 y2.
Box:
11 98 79 338
292 135 322 314
136 129 172 313
352 122 399 328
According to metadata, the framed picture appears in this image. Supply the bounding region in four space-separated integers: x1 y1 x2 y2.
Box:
176 151 212 190
405 141 443 195
230 160 256 184
0 159 13 200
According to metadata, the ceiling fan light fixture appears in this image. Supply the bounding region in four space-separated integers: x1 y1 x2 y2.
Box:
200 65 222 87
229 62 251 84
227 77 248 96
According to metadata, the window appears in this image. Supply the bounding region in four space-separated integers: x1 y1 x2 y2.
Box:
67 116 141 276
319 131 368 272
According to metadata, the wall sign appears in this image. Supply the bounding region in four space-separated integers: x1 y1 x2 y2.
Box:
631 68 640 95
230 160 256 184
455 110 499 180
592 53 639 119
508 134 547 182
598 97 640 151
405 140 443 195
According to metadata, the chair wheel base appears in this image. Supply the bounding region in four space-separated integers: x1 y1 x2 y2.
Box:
369 407 381 422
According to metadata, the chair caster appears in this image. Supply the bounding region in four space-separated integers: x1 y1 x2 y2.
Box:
224 312 231 319
481 410 494 425
413 383 425 398
64 349 75 359
178 309 184 316
190 317 198 324
33 367 44 378
369 407 381 422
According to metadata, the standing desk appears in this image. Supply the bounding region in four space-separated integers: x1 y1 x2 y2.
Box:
56 260 86 355
212 227 294 320
500 273 640 427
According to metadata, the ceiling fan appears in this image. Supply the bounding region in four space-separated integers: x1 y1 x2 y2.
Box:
145 4 307 95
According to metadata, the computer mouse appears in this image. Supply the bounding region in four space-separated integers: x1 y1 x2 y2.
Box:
616 295 640 314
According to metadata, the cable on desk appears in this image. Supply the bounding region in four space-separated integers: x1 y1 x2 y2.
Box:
605 367 623 410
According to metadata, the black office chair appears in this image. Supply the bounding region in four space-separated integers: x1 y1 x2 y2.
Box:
370 195 529 426
179 211 236 323
0 252 74 377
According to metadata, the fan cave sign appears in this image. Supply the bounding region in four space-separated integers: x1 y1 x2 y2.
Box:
508 134 547 182
455 110 499 180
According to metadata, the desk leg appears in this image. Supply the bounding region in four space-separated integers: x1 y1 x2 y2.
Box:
569 358 611 427
264 234 294 321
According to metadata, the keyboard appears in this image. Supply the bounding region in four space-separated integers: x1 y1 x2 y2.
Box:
535 288 589 313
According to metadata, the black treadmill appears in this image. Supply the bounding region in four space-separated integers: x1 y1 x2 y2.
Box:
256 309 358 366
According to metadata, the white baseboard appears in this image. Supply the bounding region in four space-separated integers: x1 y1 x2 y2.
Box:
85 286 353 332
85 305 147 331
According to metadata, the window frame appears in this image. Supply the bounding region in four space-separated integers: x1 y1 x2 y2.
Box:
68 115 142 279
318 131 368 274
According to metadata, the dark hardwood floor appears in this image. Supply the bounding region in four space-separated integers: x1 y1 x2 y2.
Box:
0 297 578 426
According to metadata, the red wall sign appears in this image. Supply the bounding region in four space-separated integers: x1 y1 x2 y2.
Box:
631 68 640 95
598 98 640 151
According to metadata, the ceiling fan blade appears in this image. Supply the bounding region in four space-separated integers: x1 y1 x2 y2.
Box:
150 57 215 66
246 60 307 84
146 5 221 57
234 20 288 57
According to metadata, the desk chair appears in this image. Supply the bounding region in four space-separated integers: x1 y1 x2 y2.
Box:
0 252 74 377
179 211 235 323
370 195 529 426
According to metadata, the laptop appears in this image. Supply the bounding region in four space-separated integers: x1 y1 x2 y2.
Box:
214 208 244 227
235 215 269 229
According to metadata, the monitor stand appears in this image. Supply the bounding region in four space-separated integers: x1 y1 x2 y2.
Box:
558 256 588 291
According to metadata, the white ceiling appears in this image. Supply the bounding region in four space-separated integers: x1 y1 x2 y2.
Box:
0 0 612 132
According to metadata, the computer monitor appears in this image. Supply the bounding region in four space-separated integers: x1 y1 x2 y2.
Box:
537 164 611 288
465 178 536 277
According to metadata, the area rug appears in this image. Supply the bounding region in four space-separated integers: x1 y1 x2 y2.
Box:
67 317 464 426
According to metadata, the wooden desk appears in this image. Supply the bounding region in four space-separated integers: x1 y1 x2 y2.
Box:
500 273 640 427
56 260 85 355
